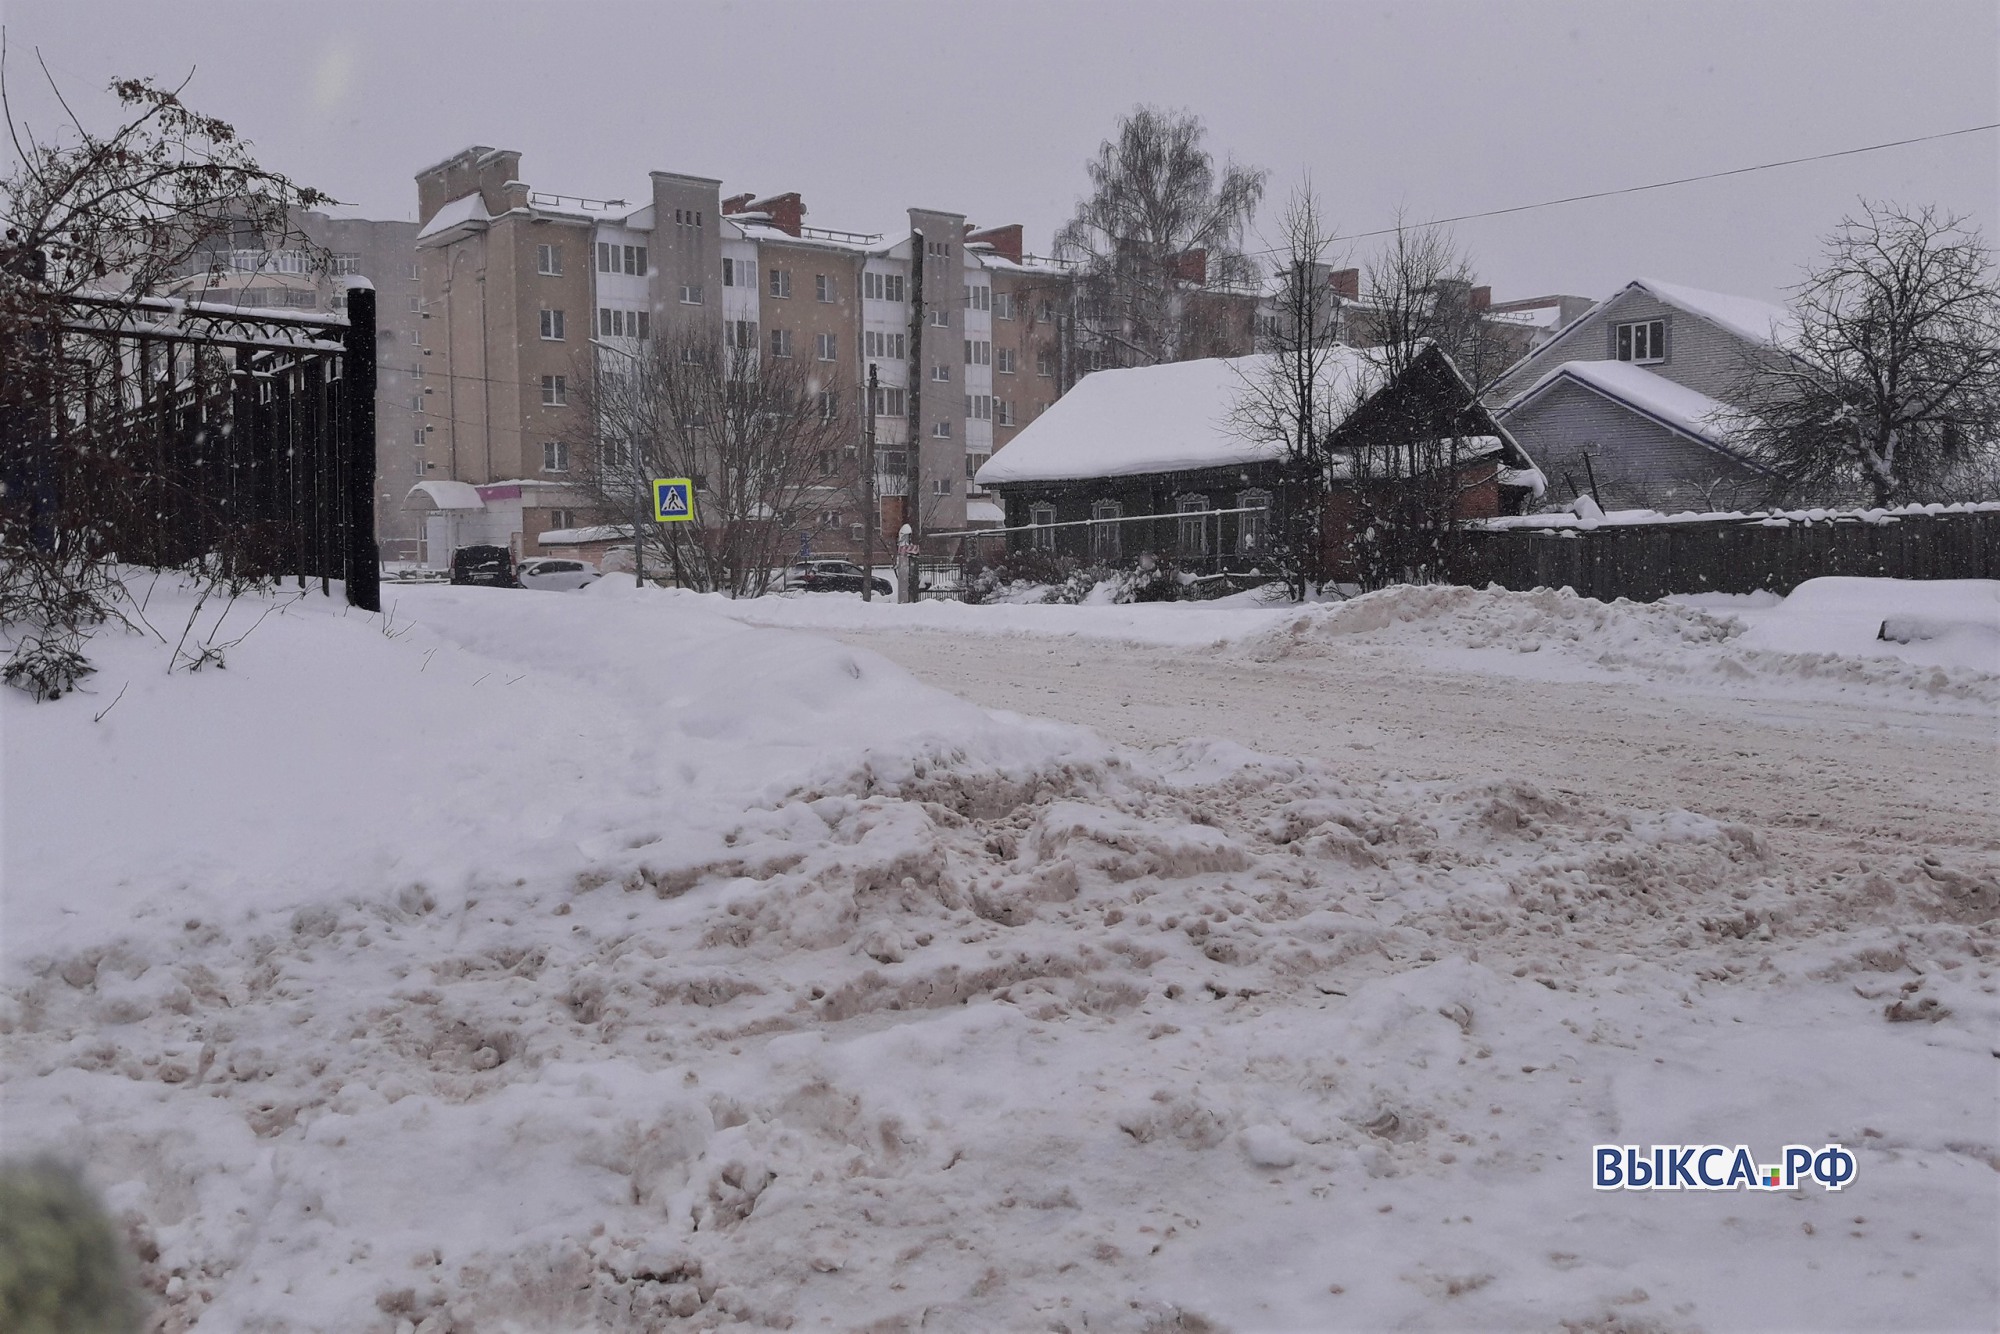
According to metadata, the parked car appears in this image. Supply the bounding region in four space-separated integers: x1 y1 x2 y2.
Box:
787 559 893 596
449 545 515 587
516 556 602 592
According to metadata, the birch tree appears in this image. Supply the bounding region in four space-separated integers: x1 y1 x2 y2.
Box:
1055 106 1266 369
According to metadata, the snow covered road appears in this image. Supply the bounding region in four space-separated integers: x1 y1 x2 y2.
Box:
4 579 1995 1333
821 627 1995 872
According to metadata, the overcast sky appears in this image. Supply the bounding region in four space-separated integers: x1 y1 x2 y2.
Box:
8 0 1996 305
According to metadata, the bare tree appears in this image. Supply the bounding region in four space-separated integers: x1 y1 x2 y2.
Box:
0 58 331 697
1055 105 1266 369
1738 201 2000 507
1232 183 1344 599
568 325 857 597
1339 224 1508 589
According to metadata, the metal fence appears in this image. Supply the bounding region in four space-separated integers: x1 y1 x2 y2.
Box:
1454 506 2000 602
14 287 379 609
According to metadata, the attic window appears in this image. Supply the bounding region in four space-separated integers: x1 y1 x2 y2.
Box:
1615 319 1666 364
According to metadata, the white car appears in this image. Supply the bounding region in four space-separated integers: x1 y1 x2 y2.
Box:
515 557 602 591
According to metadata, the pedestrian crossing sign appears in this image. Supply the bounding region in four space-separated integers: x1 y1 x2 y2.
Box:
652 478 694 523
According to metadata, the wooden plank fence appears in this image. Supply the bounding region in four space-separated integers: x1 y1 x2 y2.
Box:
1453 507 2000 603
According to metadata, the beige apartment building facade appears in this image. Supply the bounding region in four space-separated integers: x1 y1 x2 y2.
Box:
410 146 1077 566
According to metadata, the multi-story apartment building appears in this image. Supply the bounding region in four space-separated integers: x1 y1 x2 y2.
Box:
410 146 1080 565
165 210 426 561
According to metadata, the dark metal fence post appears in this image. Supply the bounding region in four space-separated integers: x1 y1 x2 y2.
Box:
342 282 380 611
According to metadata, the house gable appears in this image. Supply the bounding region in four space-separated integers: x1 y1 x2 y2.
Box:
1497 372 1771 512
1487 280 1790 407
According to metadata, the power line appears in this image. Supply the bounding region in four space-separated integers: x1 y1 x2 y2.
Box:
1247 121 2000 259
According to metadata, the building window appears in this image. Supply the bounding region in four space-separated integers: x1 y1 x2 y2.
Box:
769 269 791 298
1177 494 1211 558
412 425 425 445
928 308 948 328
995 399 1015 427
963 284 990 312
726 319 758 350
964 393 992 421
871 385 905 417
925 240 950 260
849 523 866 543
864 330 906 360
863 271 906 302
1030 502 1056 550
541 374 567 406
994 291 1013 320
537 243 562 276
769 328 792 358
815 332 837 361
331 253 359 276
931 420 952 438
627 245 646 275
543 441 570 473
815 274 836 303
723 256 758 288
1036 348 1055 377
674 208 704 229
548 509 575 532
996 347 1016 374
1091 499 1122 559
817 390 838 422
931 477 953 496
930 364 950 382
1236 488 1271 553
1616 319 1666 364
539 309 565 340
679 284 703 305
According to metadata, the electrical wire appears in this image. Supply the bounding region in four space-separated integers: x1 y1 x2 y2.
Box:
1242 121 2000 259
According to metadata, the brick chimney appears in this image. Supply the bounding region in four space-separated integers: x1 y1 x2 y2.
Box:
749 192 804 237
964 223 1024 265
1170 248 1209 286
722 192 755 216
1329 267 1360 301
1470 285 1492 313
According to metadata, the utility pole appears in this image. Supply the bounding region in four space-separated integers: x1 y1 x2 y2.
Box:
861 362 877 601
903 228 924 603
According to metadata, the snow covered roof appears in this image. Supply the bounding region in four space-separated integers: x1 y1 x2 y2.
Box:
1498 360 1754 454
978 353 1376 486
402 480 485 511
1632 278 1795 348
964 499 1006 524
539 524 634 545
416 193 492 245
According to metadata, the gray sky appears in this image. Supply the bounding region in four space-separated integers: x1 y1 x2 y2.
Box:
9 0 1996 305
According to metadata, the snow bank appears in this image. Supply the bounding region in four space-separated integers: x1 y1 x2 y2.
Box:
1239 580 2000 707
3 580 1995 1332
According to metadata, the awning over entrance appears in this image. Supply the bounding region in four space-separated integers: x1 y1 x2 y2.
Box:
403 480 486 512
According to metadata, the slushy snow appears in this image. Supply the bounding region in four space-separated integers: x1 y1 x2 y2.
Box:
2 575 1994 1332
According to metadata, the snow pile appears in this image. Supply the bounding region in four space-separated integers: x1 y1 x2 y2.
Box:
4 581 1996 1332
1241 580 2000 705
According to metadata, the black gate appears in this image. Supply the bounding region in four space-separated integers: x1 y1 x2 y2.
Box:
20 285 379 610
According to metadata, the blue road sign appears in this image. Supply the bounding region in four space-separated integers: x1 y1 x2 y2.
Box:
652 478 694 522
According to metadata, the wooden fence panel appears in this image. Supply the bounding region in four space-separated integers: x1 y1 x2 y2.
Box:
1457 509 2000 602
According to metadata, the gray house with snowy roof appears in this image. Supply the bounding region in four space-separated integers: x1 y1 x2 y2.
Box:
1486 278 1791 512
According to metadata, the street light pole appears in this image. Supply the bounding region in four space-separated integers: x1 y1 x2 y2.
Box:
862 362 877 602
591 337 647 587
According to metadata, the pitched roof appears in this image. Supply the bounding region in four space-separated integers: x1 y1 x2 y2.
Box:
1497 359 1761 460
1630 278 1795 348
976 352 1381 486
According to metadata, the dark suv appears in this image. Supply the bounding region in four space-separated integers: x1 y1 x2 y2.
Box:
449 545 516 587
